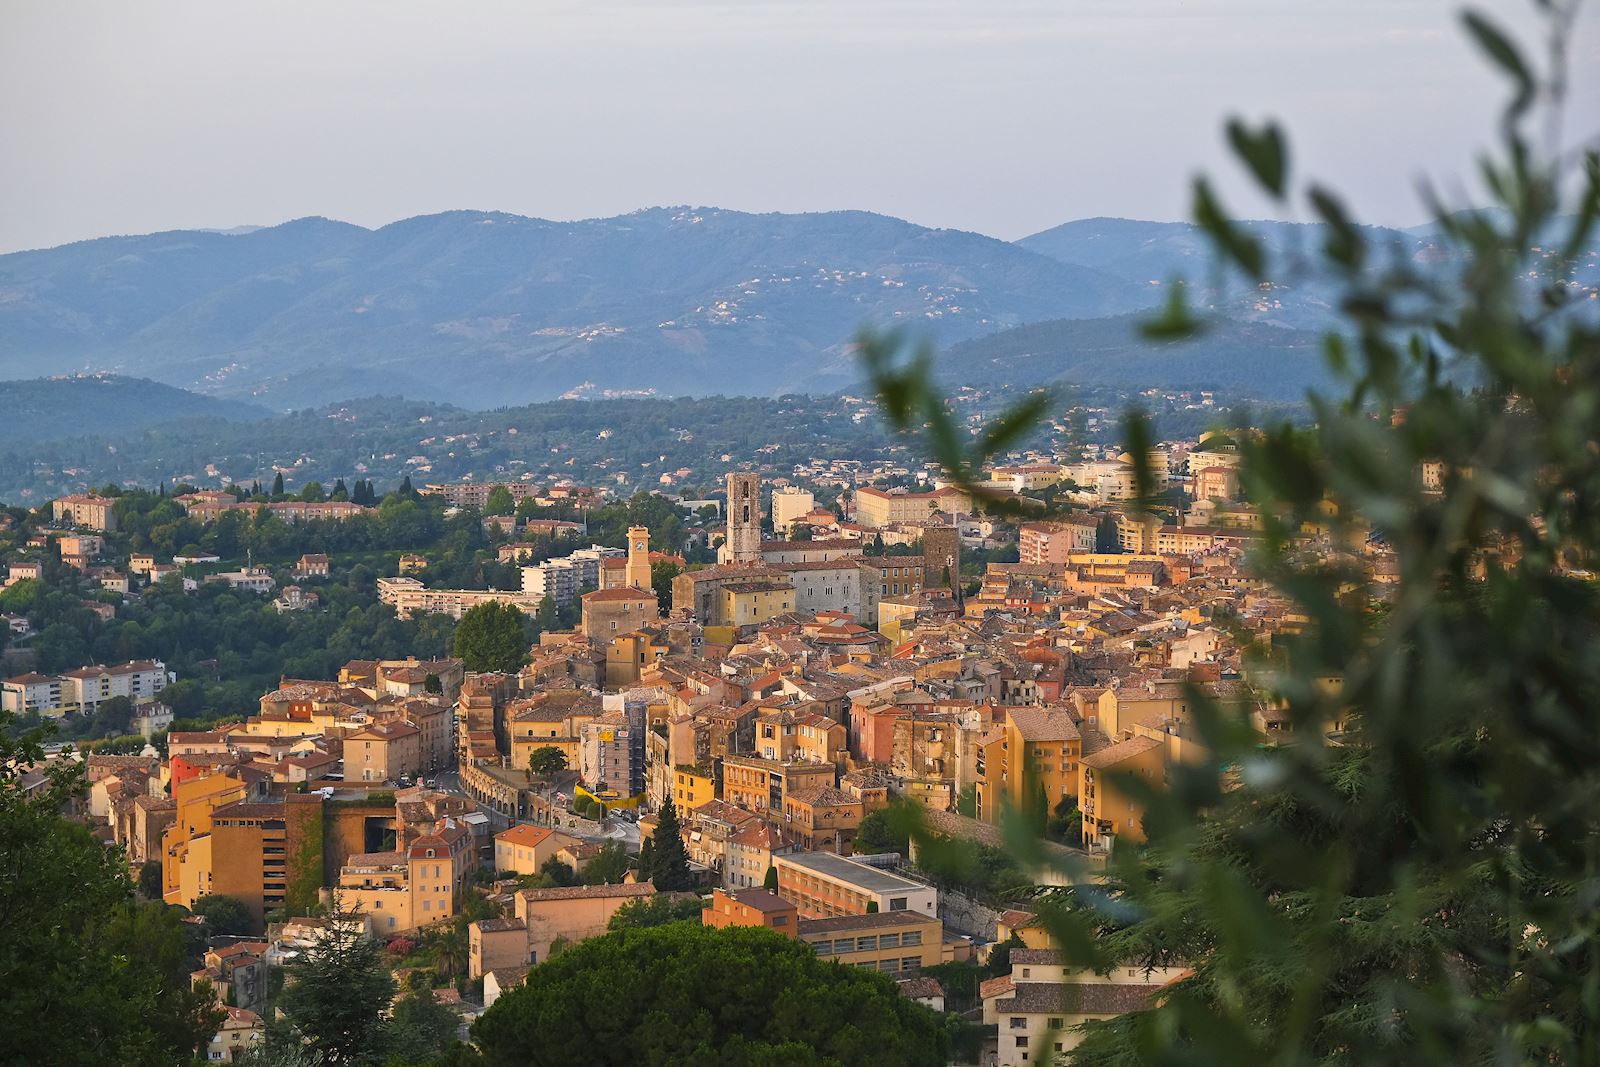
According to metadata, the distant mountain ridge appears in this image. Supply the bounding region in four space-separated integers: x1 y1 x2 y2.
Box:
7 206 1586 411
0 207 1145 408
0 374 268 443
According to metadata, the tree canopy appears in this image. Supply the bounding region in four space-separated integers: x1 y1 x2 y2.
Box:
451 600 531 674
471 924 949 1067
0 712 222 1065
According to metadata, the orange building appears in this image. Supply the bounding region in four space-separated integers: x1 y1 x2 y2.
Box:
703 888 798 936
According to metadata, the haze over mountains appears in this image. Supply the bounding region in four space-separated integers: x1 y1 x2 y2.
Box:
2 205 1569 410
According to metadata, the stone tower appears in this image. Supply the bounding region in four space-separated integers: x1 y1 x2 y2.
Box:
625 526 651 591
725 472 762 563
921 524 961 589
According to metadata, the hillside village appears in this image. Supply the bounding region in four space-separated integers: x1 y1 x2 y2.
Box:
0 429 1440 1064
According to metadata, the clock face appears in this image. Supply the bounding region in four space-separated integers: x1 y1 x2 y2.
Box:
634 542 645 552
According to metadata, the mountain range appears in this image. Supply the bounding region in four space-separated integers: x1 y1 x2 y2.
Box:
2 206 1584 409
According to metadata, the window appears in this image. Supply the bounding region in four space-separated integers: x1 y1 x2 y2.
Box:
815 941 832 956
902 930 921 946
889 897 907 911
1048 1018 1063 1030
856 936 876 951
1016 1036 1030 1049
1022 967 1030 978
1010 1018 1027 1030
879 933 899 949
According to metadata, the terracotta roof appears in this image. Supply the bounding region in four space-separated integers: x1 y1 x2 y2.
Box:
496 824 559 847
979 974 1015 1001
1082 734 1163 769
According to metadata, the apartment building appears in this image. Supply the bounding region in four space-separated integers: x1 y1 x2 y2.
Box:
520 546 624 606
3 659 168 716
378 576 545 620
774 852 938 919
52 494 117 531
798 910 943 974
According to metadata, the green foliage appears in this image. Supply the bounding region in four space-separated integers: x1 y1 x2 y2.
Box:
0 711 223 1065
763 865 778 892
277 911 397 1066
192 892 253 936
137 858 164 900
451 600 530 673
483 486 515 516
525 745 567 777
649 559 681 612
533 858 577 888
866 7 1600 1065
648 800 693 892
606 893 705 930
581 842 632 886
854 807 911 856
472 924 949 1067
387 991 463 1064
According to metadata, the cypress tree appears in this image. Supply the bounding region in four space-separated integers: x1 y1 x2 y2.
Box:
649 800 693 892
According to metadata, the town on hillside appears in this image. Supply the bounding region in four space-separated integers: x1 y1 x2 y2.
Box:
0 432 1449 1064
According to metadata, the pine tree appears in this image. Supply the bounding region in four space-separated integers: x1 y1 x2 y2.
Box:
649 800 693 892
763 865 778 892
635 836 655 884
277 908 395 1064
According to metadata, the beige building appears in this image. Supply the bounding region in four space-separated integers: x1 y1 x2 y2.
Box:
770 486 816 535
580 586 659 642
345 721 423 784
513 882 658 961
798 910 944 975
853 486 970 528
983 949 1184 1065
52 494 117 531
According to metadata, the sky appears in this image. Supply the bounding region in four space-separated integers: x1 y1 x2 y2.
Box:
1 0 1596 253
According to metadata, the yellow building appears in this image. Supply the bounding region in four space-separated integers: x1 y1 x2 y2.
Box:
672 767 716 811
721 581 795 628
623 526 652 591
163 772 249 907
605 629 669 690
507 690 600 773
336 825 475 936
1078 735 1165 849
974 707 1081 825
493 824 580 876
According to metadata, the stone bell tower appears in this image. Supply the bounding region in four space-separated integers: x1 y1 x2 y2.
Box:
725 472 762 563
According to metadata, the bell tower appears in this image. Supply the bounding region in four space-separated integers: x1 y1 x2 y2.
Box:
625 526 651 591
725 472 762 563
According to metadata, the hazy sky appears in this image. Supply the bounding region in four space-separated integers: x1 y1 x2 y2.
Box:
1 1 1595 253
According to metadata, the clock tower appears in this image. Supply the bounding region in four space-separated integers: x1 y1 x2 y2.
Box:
625 525 652 591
